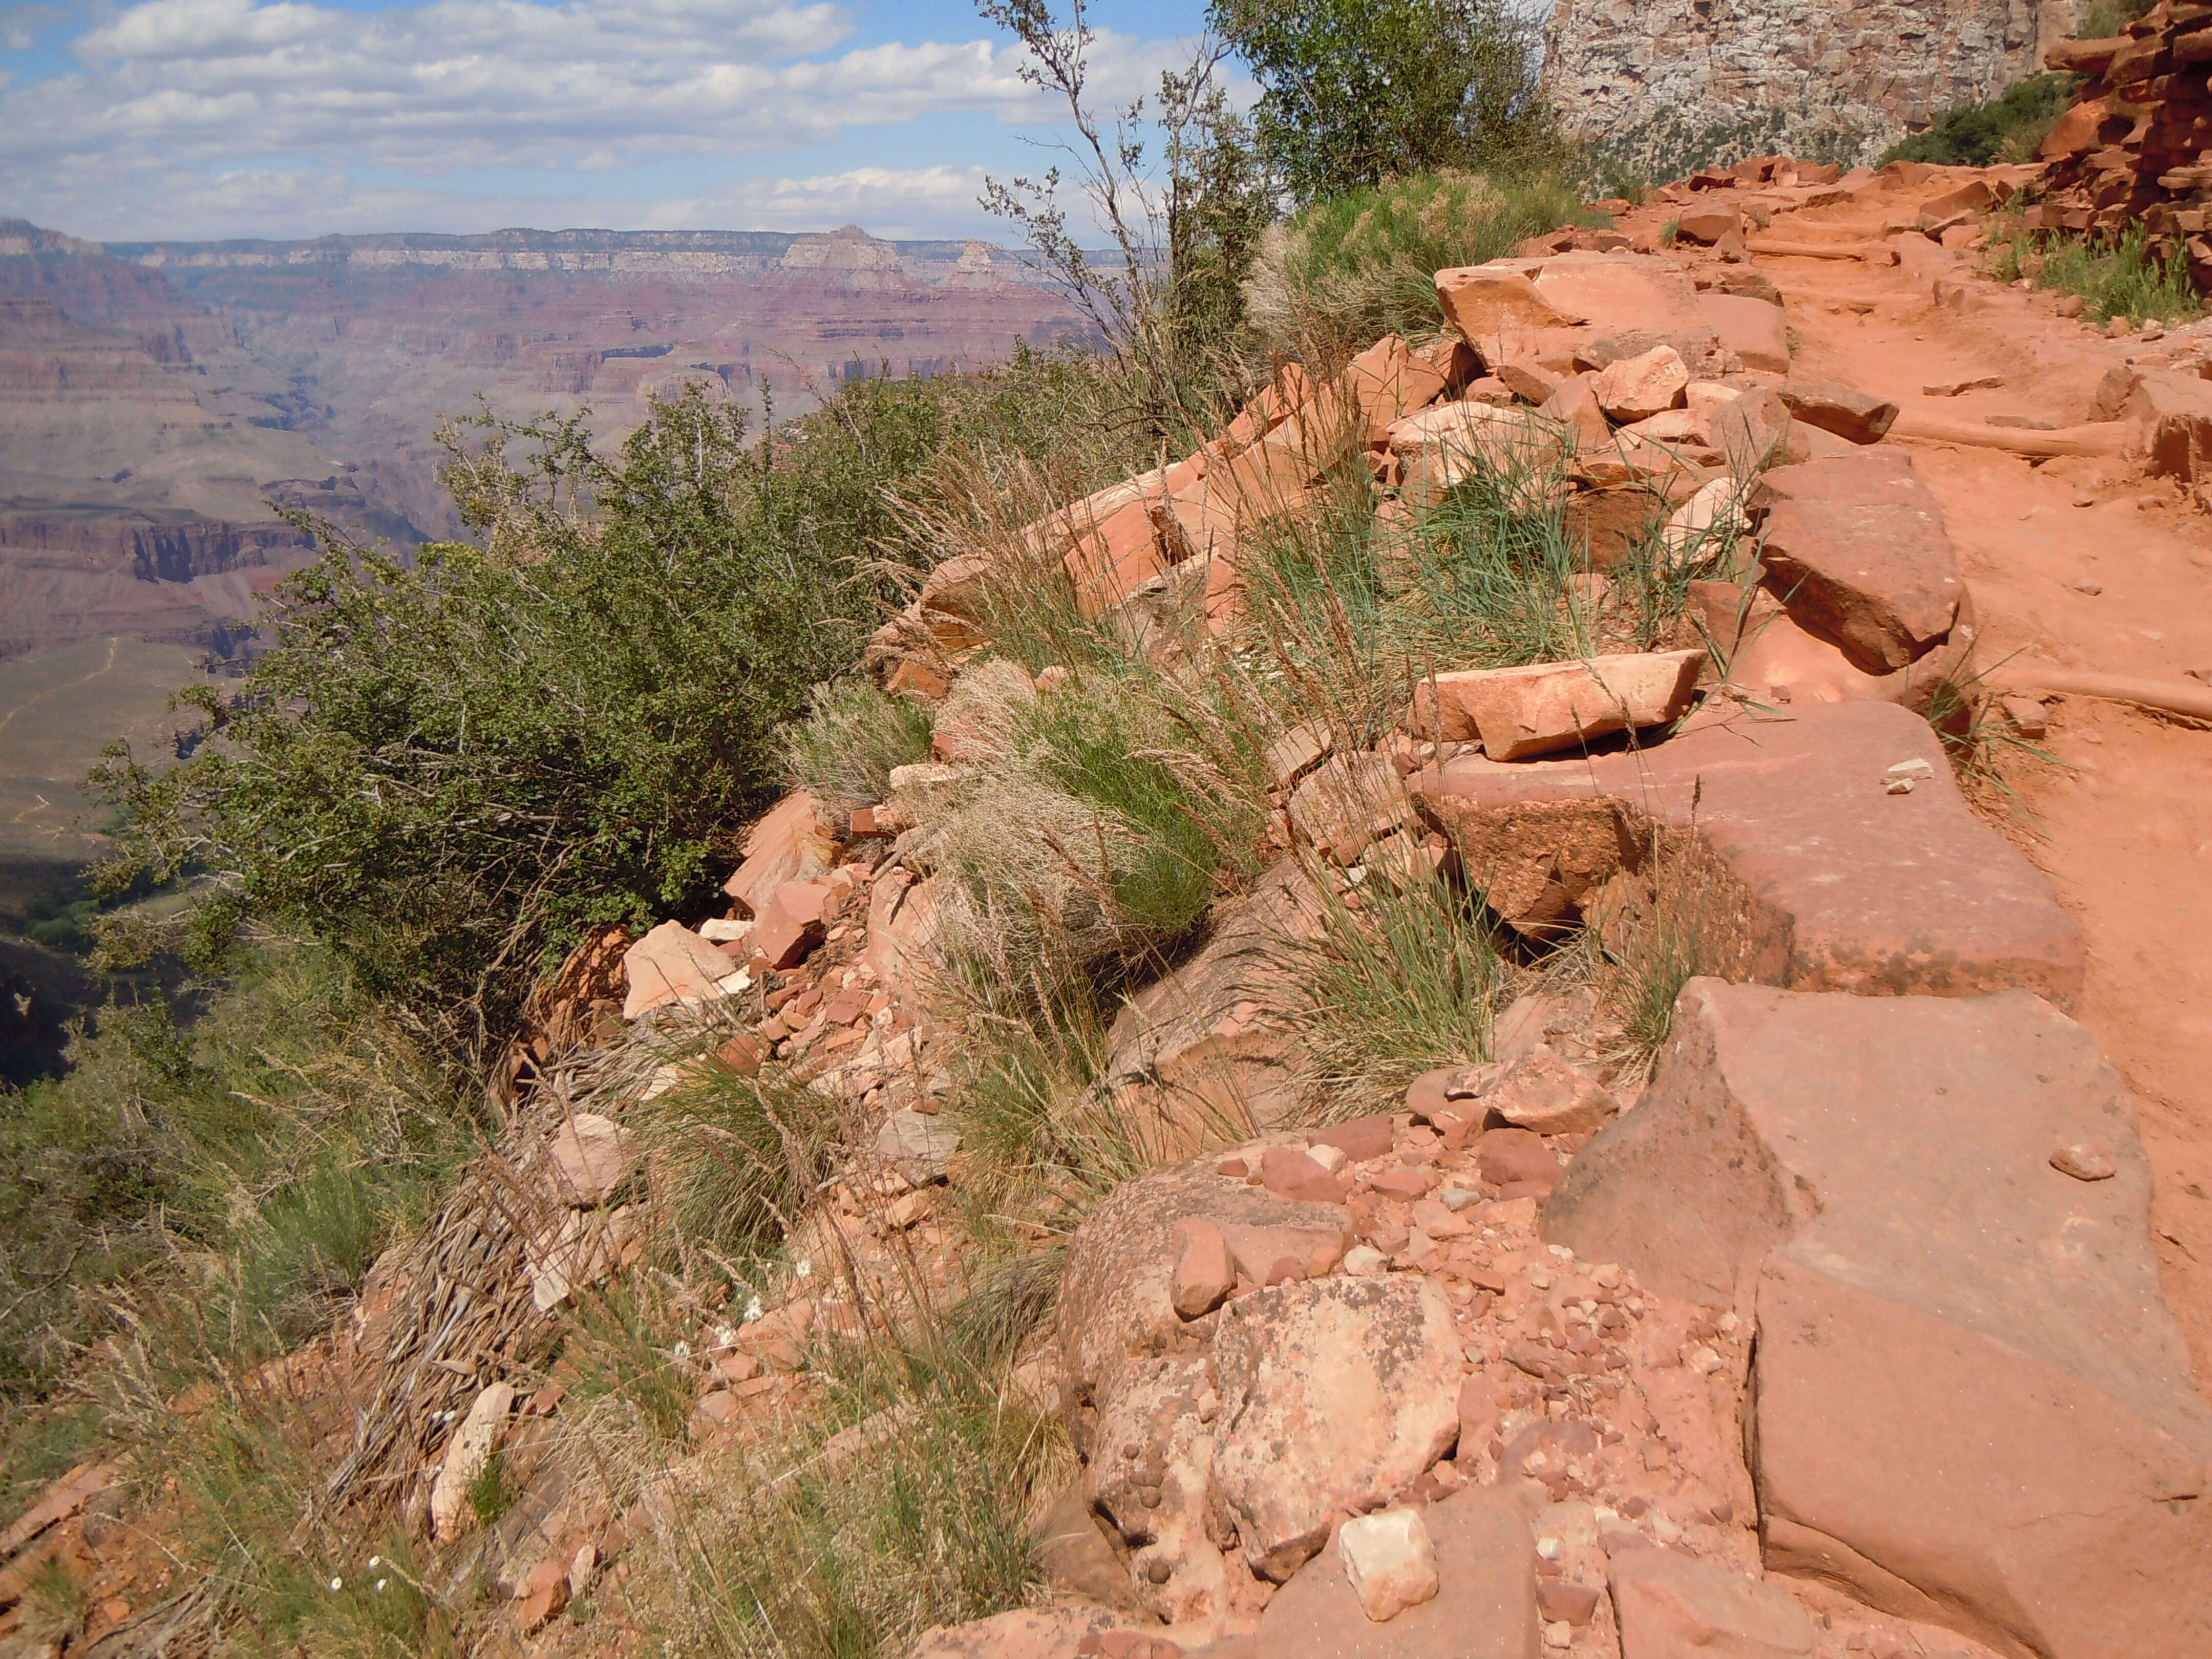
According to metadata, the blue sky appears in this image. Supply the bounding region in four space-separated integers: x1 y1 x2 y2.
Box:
0 0 1217 239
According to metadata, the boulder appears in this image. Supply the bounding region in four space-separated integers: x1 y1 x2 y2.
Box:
1472 1047 1619 1135
1404 651 1704 759
548 1113 637 1206
1434 265 1568 339
1254 1486 1538 1658
1685 577 1978 713
1331 333 1453 445
1058 1158 1349 1421
1031 1479 1144 1612
1338 1508 1440 1622
1411 700 2083 1007
1607 1548 1815 1659
1591 345 1690 422
1530 253 1704 334
1695 293 1790 373
1750 450 1963 673
622 920 741 1018
1538 374 1611 454
1086 1349 1235 1624
1672 208 1742 246
1544 981 2212 1659
723 791 835 915
1210 1276 1462 1579
1776 380 1898 444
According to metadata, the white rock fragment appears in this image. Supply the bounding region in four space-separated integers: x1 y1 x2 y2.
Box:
429 1381 515 1542
1337 1507 1440 1623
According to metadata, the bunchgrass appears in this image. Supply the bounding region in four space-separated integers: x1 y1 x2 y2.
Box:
1992 219 2204 326
781 679 936 815
1245 170 1598 354
635 1334 1057 1659
1279 853 1508 1119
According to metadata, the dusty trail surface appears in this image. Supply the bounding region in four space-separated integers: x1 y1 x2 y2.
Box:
1633 180 2212 1390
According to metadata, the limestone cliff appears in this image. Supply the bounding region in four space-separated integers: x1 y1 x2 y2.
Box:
1543 0 2077 171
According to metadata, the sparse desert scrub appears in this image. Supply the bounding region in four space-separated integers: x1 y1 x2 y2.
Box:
1989 217 2203 325
1243 169 1594 355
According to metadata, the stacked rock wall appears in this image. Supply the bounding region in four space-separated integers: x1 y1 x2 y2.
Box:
1544 0 2073 171
2035 5 2212 284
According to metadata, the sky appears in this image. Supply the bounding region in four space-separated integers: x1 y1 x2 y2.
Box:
0 0 1220 241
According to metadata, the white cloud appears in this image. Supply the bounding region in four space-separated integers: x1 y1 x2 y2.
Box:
0 0 1190 238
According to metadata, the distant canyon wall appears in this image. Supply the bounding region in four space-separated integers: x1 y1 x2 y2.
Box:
1544 0 2081 171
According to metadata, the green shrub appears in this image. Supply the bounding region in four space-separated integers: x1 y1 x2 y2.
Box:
1880 74 2080 167
1244 170 1593 351
1211 0 1552 204
92 356 1130 1045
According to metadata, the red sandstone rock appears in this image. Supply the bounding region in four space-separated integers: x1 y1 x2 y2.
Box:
1412 701 2082 1006
1434 266 1567 339
1608 1547 1814 1658
751 879 830 970
1591 345 1690 422
1406 651 1704 758
1478 1127 1561 1193
620 920 738 1018
1310 1115 1394 1162
721 790 834 914
1544 981 2212 1659
1776 380 1898 444
1751 450 1963 673
1169 1217 1234 1320
1211 1277 1463 1580
1254 1485 1538 1658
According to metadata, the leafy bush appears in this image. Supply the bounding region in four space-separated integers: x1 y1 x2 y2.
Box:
1880 74 2081 167
92 359 1124 1045
1211 0 1552 204
1244 169 1593 351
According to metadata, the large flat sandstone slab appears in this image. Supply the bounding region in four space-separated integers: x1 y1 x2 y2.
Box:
1543 980 2212 1659
1411 700 2082 1008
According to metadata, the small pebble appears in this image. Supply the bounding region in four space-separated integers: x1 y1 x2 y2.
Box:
2073 578 2103 595
1884 777 1917 795
2051 1143 2117 1182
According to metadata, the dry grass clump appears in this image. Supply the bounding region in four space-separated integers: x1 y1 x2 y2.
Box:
781 679 935 815
1274 849 1509 1119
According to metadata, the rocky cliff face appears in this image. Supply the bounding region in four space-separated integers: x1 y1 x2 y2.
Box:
1544 0 2077 171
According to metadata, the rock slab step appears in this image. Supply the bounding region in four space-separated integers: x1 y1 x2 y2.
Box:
1412 700 2083 1008
1543 980 2212 1659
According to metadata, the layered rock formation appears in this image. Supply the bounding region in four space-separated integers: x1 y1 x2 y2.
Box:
1543 0 2073 169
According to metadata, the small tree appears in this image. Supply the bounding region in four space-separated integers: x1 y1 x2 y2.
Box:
1209 0 1551 205
977 0 1271 439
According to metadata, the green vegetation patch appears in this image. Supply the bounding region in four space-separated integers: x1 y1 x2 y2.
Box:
1880 74 2080 168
